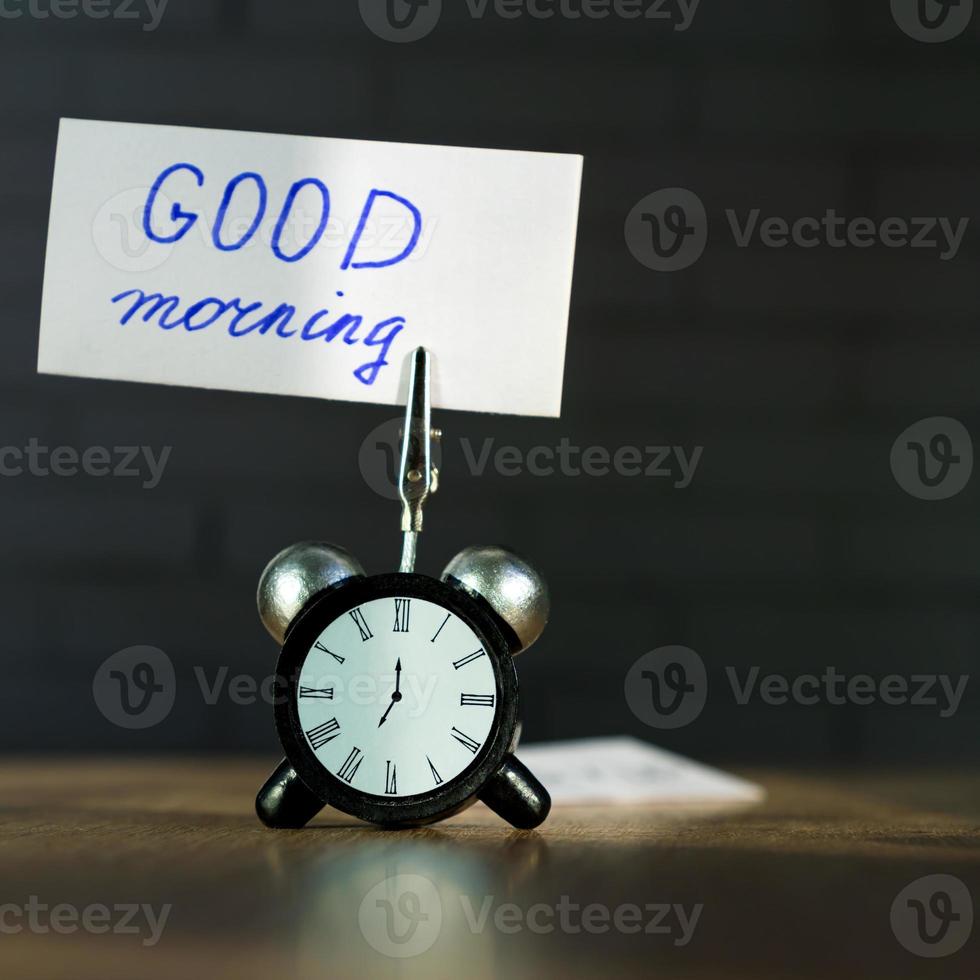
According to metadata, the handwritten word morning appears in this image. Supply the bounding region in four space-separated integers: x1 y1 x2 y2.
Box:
111 288 402 386
109 162 424 384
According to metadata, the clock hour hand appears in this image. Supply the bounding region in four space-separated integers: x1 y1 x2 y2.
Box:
378 659 403 727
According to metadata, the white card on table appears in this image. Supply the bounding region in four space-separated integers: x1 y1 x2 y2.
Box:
516 737 765 807
38 119 583 417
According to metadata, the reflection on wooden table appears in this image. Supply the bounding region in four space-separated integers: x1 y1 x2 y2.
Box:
0 759 977 979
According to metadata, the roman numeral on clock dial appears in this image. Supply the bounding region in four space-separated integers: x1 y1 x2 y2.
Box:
349 608 373 642
460 694 495 707
306 719 341 750
314 641 344 665
431 613 450 643
385 761 397 795
300 686 334 700
393 598 411 633
450 726 480 754
453 649 486 670
338 747 364 784
427 756 443 786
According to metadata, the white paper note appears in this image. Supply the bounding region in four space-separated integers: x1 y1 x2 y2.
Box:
516 737 765 807
38 119 583 417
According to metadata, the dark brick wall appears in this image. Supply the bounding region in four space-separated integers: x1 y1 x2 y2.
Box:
1 0 977 765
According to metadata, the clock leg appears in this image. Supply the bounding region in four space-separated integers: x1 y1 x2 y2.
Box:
255 759 325 829
478 754 551 830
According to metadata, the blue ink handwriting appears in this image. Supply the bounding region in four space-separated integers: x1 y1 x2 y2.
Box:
111 287 404 386
143 163 422 269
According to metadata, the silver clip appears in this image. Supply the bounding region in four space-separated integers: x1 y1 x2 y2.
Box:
398 347 440 573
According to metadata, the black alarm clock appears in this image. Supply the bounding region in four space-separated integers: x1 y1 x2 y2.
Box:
254 349 551 831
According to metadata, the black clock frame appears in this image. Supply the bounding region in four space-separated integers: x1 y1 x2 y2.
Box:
275 572 521 827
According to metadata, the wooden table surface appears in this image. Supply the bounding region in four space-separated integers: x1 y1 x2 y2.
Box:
0 759 977 979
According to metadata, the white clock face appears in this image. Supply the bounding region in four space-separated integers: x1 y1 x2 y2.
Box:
295 595 498 798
